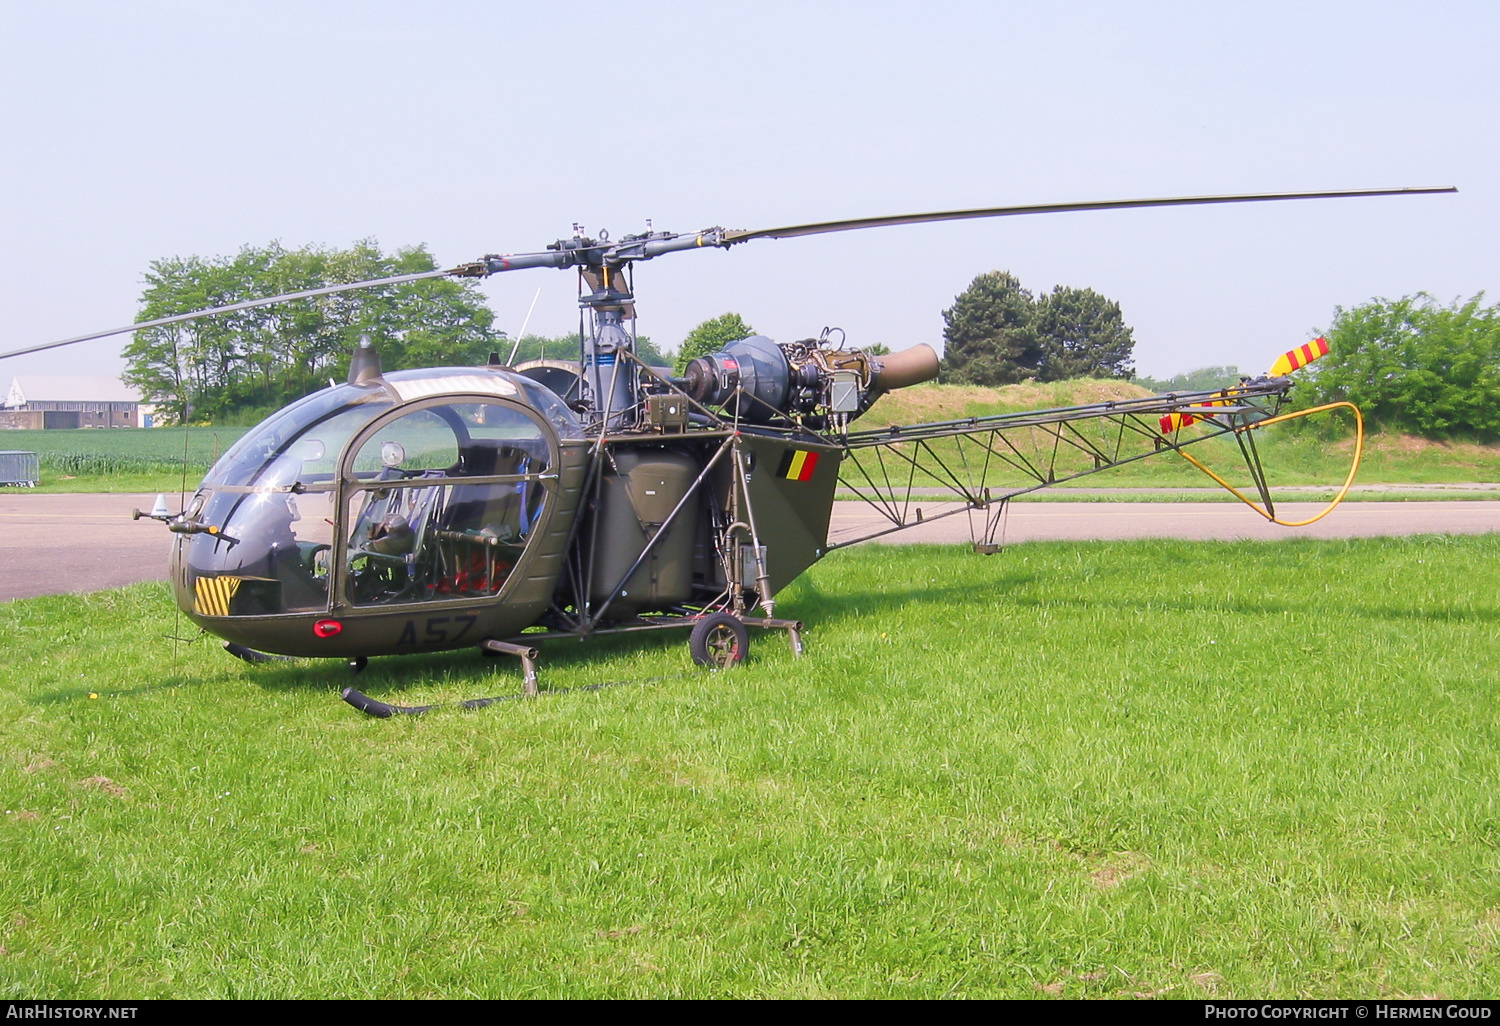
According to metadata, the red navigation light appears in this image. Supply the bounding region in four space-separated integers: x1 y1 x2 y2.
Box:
313 620 343 638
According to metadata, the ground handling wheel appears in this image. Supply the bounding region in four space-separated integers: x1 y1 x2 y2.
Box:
689 612 750 669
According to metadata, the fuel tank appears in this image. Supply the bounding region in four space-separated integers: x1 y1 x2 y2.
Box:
584 446 700 618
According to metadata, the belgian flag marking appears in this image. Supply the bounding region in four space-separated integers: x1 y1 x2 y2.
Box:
776 448 821 482
194 576 243 617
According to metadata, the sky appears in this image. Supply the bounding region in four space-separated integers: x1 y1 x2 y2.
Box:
0 1 1493 382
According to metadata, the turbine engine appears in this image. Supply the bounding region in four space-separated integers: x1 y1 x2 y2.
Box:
681 336 939 426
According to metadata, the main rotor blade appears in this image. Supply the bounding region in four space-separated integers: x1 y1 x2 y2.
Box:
5 185 1457 362
0 269 451 362
719 187 1457 243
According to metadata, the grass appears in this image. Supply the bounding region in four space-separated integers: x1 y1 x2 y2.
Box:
859 383 1500 493
2 384 1499 494
3 537 1499 998
837 423 1500 500
838 488 1500 504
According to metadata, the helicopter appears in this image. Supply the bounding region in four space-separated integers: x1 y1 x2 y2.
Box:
5 187 1454 715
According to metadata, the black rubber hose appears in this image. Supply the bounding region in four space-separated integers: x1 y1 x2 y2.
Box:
341 687 433 718
341 677 653 718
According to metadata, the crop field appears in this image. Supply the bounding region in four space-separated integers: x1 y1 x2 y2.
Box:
0 427 248 493
2 537 1498 998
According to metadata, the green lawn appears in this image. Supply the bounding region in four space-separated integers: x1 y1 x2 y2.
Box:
868 380 1500 488
3 538 1498 997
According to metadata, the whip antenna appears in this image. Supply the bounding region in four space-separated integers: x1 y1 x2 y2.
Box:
506 287 543 366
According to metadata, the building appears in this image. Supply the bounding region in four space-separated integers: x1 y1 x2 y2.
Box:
1 376 142 429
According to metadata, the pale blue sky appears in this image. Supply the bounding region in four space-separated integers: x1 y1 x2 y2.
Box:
1 1 1492 380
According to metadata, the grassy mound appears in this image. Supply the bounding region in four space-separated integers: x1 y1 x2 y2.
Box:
865 379 1154 425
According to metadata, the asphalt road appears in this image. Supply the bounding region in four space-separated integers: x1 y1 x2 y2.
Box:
0 492 178 602
1 492 1497 603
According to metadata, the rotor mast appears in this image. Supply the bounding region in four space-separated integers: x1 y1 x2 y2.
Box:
453 229 678 429
576 233 638 431
451 227 723 429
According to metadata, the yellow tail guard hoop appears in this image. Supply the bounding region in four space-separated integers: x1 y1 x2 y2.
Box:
1174 401 1364 528
1268 336 1330 377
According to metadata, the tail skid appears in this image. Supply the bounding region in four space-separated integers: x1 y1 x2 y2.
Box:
1173 401 1364 527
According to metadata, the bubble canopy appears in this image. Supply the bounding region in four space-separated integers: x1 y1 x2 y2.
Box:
178 368 583 620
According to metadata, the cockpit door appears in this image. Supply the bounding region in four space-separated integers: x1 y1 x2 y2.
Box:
332 397 559 611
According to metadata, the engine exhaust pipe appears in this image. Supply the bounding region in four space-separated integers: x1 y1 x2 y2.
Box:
872 343 940 392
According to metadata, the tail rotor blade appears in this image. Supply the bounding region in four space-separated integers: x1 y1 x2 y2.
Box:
1268 336 1331 377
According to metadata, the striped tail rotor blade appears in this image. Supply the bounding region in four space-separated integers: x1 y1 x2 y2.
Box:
1192 389 1231 415
1268 336 1331 377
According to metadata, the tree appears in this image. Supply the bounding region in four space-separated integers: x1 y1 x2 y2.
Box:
1033 285 1135 381
501 332 669 368
1294 293 1500 438
123 241 500 424
940 272 1136 385
940 272 1043 385
634 334 670 368
1134 366 1243 394
675 313 755 374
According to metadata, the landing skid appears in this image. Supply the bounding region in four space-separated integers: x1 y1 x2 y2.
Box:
341 611 805 718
